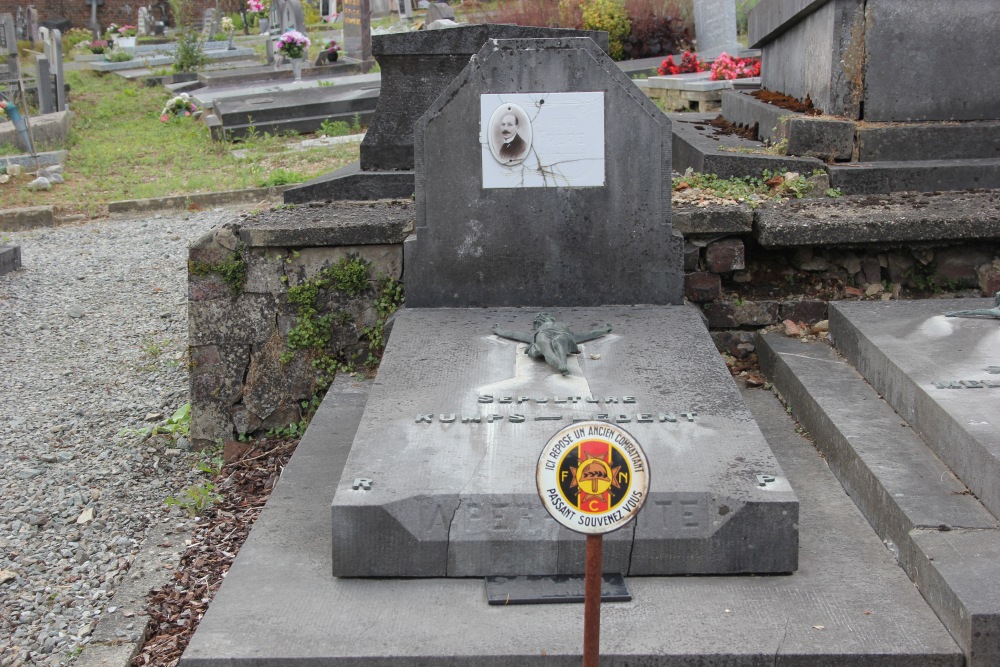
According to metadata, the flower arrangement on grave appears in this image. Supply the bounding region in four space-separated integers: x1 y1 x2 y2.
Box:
88 39 110 54
0 99 7 121
277 30 310 60
247 0 268 18
323 38 341 61
221 17 235 34
657 51 706 76
160 93 198 122
709 52 761 81
119 24 138 37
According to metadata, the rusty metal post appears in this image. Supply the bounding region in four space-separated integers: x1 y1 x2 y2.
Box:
583 533 602 667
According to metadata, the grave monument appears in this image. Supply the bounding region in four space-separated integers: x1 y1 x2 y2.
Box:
340 0 372 64
182 33 969 667
330 36 799 577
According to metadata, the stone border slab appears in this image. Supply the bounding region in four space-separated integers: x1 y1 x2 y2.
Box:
670 112 823 180
721 90 854 161
282 161 415 204
758 333 1000 667
108 186 290 216
179 376 962 665
0 244 21 275
237 199 413 248
88 48 256 71
0 205 55 231
1 150 67 169
858 120 1000 162
754 190 1000 246
828 299 1000 519
828 158 1000 195
673 203 753 234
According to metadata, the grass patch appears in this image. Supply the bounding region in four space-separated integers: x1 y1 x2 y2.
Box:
0 70 360 216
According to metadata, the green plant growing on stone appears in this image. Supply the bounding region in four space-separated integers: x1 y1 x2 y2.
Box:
121 403 191 441
189 247 247 296
173 28 209 73
825 188 843 198
319 118 351 137
107 49 134 62
362 276 404 370
580 0 631 60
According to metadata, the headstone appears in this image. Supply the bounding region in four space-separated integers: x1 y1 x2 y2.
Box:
153 20 165 36
407 37 681 307
39 26 50 59
396 0 412 20
426 1 455 23
370 0 391 18
268 0 284 33
138 6 151 36
0 13 20 83
35 54 53 114
279 0 306 34
15 7 24 40
341 0 371 64
51 29 66 111
692 0 741 59
201 8 219 38
27 5 39 43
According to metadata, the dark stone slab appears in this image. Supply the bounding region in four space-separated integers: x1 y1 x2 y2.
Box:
863 2 1000 122
703 301 779 328
828 159 1000 195
197 61 369 87
237 200 413 247
282 161 415 203
754 190 1000 246
342 0 372 63
331 306 799 577
858 121 1000 162
484 574 630 605
211 83 379 139
758 332 1000 667
748 0 826 47
828 298 1000 520
178 369 962 666
670 112 823 180
0 244 20 276
407 38 682 308
362 25 609 171
672 203 753 234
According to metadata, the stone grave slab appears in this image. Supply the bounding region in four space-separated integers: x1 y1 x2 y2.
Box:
407 37 682 307
331 305 799 577
180 376 961 666
0 244 20 276
829 298 1000 519
342 0 372 64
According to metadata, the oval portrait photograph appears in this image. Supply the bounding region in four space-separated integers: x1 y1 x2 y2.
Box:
488 102 532 166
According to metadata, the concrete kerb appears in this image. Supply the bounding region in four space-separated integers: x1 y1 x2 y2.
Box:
74 519 195 667
107 186 292 216
0 205 56 231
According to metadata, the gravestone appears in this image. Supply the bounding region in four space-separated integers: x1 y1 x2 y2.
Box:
27 5 39 43
341 0 372 64
51 29 66 111
201 8 219 39
396 0 413 20
279 0 306 34
692 0 741 59
371 0 392 18
0 14 20 82
15 7 24 40
426 1 455 23
330 37 799 578
137 6 151 35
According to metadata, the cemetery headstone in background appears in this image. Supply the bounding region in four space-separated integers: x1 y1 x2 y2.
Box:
27 5 39 44
138 6 150 35
279 0 306 35
341 0 372 64
426 1 455 24
370 0 391 19
0 14 20 81
692 0 742 59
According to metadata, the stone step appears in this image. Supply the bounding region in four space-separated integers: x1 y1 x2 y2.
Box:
829 299 1000 518
828 158 1000 195
758 332 1000 666
858 121 1000 162
281 160 415 204
669 112 824 180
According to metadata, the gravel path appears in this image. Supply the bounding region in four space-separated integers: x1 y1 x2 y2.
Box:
0 209 236 666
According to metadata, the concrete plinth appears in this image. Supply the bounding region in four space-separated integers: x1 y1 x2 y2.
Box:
179 375 962 666
331 306 798 577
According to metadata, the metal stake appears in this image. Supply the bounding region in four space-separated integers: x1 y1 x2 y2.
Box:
583 533 602 667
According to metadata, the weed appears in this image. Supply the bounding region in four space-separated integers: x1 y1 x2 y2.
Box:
173 28 209 73
317 79 336 87
107 49 134 62
266 420 309 439
142 337 165 358
120 403 191 441
165 482 222 516
319 118 351 137
825 187 843 198
189 247 247 296
259 168 307 187
362 276 404 369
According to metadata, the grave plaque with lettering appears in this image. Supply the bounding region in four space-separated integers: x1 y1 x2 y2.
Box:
0 14 16 56
342 0 372 63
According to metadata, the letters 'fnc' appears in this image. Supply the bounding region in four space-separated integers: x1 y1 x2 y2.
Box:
492 313 612 376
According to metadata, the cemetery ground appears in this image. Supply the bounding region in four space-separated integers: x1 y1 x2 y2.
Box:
0 69 362 218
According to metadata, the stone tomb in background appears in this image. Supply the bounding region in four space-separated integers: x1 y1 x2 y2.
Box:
330 37 799 577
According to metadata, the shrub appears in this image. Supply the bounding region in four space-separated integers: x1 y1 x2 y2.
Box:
63 28 93 51
173 29 209 73
493 0 564 27
621 13 692 59
580 0 631 60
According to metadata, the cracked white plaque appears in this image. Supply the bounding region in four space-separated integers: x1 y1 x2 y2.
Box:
481 92 605 189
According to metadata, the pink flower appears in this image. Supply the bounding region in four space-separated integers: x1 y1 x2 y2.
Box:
161 114 168 122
